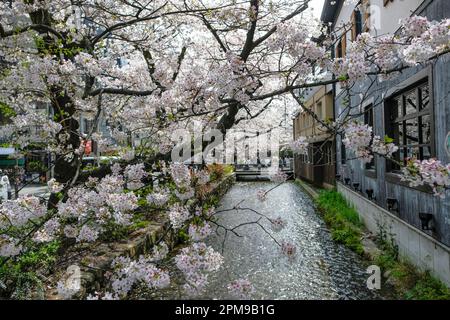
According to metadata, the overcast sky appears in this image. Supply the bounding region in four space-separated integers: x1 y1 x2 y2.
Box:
309 0 325 19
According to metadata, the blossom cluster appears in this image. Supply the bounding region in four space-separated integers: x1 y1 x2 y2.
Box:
281 242 297 258
188 223 212 241
56 165 141 243
146 188 170 207
270 217 287 233
371 136 399 158
168 204 191 229
402 159 450 197
0 236 23 258
342 122 373 163
175 242 223 295
290 137 309 155
170 163 192 189
227 279 255 299
344 17 450 80
195 169 211 185
256 189 268 202
109 255 170 297
124 163 148 190
0 195 47 229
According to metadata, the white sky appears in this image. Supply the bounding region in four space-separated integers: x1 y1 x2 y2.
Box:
309 0 325 19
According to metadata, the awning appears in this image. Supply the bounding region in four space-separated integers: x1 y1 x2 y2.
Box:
0 147 15 155
0 158 25 167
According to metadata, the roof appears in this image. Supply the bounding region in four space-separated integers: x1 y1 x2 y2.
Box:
320 0 343 25
0 147 15 156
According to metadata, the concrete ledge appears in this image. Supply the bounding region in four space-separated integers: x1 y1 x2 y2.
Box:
337 182 450 287
294 179 320 199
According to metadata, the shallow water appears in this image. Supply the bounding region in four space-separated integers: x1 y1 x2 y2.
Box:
196 181 383 300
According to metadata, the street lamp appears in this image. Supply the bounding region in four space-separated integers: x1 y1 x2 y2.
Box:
366 189 374 200
419 212 433 231
386 198 399 213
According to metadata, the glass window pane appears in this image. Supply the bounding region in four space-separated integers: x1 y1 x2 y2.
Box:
391 97 401 120
396 122 404 146
420 115 431 144
364 105 374 127
405 90 418 115
421 146 432 160
398 147 405 163
420 84 430 110
387 80 432 173
406 146 420 161
405 118 419 145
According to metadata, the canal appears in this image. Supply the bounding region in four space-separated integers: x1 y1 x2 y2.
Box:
142 181 383 300
198 181 381 300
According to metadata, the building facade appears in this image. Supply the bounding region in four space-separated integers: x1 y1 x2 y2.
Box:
293 85 335 188
320 0 450 285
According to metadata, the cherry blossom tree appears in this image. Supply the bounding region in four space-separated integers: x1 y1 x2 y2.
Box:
1 0 450 299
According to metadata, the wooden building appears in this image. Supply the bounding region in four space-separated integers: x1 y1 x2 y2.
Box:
293 85 336 188
321 0 450 252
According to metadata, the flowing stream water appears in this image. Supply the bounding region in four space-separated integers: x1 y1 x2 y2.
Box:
145 181 384 300
197 181 382 300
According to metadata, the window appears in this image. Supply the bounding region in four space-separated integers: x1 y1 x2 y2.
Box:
364 104 375 170
335 33 347 58
351 10 363 41
386 81 432 172
83 118 95 134
324 142 333 165
316 102 323 121
362 0 371 32
341 142 347 164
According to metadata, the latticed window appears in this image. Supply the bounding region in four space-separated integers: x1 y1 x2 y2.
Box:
351 10 363 41
386 81 433 172
364 104 375 170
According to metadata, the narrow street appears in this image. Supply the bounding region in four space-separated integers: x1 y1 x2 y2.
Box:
198 181 382 300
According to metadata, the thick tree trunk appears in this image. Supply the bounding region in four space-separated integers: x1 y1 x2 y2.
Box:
51 91 81 184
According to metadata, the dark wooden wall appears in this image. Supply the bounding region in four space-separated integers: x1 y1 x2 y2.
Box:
294 141 335 187
335 0 450 247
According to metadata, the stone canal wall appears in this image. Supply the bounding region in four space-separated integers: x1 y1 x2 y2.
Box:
338 182 450 287
46 173 236 299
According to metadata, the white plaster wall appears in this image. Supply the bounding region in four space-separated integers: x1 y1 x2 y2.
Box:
332 0 425 108
369 0 423 36
334 0 424 49
334 2 356 95
337 183 450 287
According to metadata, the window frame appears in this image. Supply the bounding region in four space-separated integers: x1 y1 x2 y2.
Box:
340 142 346 164
364 103 376 172
362 0 371 32
383 67 435 192
335 33 347 59
351 10 363 41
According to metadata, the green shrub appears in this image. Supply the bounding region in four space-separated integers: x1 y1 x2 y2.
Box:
315 189 363 254
331 228 364 254
375 251 397 271
223 164 234 175
374 225 450 300
207 163 225 181
316 190 361 226
0 241 61 299
405 272 450 300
